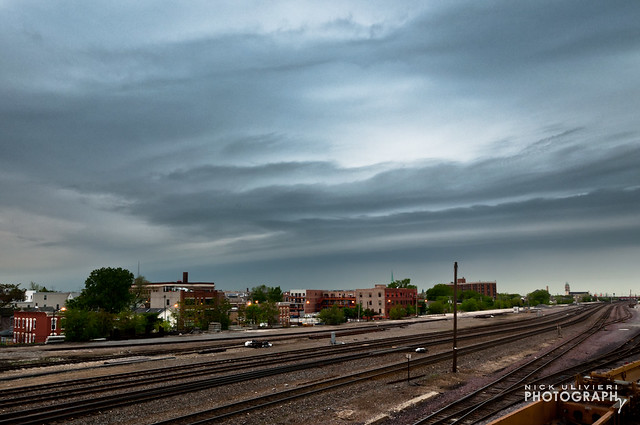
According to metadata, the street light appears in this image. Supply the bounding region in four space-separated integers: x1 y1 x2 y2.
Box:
163 294 167 322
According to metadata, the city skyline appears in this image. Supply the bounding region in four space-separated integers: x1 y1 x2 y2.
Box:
1 1 639 296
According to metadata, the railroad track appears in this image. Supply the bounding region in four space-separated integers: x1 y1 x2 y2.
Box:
411 303 633 425
0 305 601 405
147 304 617 425
0 304 580 374
0 306 581 383
0 324 394 373
0 304 609 424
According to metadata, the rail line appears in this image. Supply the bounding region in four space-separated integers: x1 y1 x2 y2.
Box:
0 305 600 408
0 304 610 424
411 303 633 425
0 309 571 374
148 304 617 425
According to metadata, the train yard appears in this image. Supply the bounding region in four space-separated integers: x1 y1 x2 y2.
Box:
0 303 638 424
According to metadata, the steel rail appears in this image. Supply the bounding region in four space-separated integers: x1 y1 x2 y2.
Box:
0 304 606 424
411 304 632 425
0 305 595 405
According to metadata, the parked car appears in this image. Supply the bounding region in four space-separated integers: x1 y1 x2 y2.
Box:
244 340 272 348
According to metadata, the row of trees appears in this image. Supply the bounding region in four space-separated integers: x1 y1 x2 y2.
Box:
236 284 284 327
62 267 166 341
423 285 587 314
4 271 598 341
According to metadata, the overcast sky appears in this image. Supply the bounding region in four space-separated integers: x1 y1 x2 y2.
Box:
1 1 639 296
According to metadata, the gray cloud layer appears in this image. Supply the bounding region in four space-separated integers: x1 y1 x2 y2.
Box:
1 1 639 294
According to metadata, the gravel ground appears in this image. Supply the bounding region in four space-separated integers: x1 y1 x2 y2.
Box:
381 304 640 425
3 305 636 425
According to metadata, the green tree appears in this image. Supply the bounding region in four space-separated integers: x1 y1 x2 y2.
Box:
267 286 283 303
527 289 551 306
250 285 268 303
428 301 445 314
250 285 284 303
113 311 147 339
29 282 54 292
388 278 417 289
362 308 376 320
343 304 363 320
389 305 407 320
426 284 453 300
460 290 481 300
0 283 25 309
581 294 594 302
131 275 150 309
555 295 574 305
318 305 346 325
259 301 280 326
241 304 262 325
202 298 232 330
69 267 135 313
62 308 114 341
460 298 479 312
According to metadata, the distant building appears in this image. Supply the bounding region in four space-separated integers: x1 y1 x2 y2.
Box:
223 290 249 309
13 310 63 344
277 302 290 327
133 272 222 329
284 289 307 320
447 278 497 298
568 291 590 302
356 284 417 318
303 289 356 314
16 291 80 311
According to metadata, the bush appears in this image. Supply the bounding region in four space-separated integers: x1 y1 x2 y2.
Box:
318 305 346 325
460 298 479 312
62 308 114 341
428 301 445 314
113 311 147 338
389 306 407 320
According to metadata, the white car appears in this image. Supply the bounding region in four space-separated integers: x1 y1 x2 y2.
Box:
244 340 272 348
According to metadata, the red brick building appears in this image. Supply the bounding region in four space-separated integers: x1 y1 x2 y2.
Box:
135 272 223 329
303 289 356 314
13 310 63 344
447 278 497 298
277 302 290 327
356 285 418 318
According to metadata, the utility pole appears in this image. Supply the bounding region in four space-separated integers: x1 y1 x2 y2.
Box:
453 261 458 373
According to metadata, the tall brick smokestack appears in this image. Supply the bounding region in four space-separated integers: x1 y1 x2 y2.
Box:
183 272 188 284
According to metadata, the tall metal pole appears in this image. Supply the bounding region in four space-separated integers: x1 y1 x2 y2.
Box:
453 261 458 373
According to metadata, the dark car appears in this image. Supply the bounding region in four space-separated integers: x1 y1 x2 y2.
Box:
244 340 272 348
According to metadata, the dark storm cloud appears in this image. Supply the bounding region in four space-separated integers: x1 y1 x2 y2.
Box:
115 131 639 254
1 1 639 292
